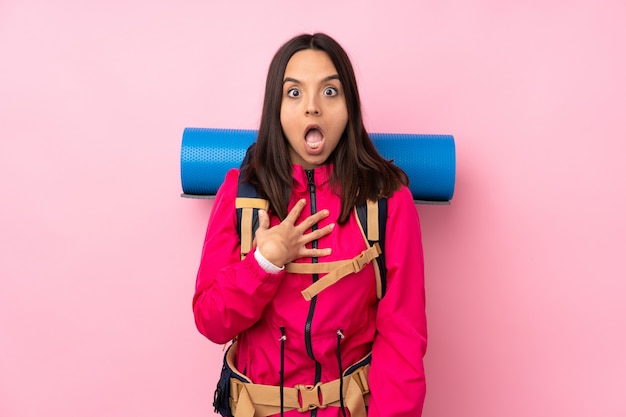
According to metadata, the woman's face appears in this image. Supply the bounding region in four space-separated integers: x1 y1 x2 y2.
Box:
280 49 348 169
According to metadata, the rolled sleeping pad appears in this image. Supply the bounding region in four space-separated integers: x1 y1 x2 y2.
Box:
180 128 455 203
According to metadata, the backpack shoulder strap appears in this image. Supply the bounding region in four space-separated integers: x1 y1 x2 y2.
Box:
355 198 388 299
235 144 269 260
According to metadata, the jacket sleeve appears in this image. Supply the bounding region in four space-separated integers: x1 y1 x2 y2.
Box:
192 169 285 344
368 186 427 416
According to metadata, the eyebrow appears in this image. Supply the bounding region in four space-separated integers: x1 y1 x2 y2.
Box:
283 74 340 84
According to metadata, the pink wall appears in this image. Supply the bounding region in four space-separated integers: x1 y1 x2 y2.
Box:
1 1 625 416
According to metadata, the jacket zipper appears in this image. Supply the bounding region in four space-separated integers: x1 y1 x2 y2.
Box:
304 169 322 413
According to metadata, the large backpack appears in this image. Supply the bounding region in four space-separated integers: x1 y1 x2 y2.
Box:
234 145 389 300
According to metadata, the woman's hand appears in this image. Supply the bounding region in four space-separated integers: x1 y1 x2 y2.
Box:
255 199 334 268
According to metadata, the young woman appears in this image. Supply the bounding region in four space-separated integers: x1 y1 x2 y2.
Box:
193 33 427 417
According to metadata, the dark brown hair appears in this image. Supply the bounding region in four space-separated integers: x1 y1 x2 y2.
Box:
246 33 408 224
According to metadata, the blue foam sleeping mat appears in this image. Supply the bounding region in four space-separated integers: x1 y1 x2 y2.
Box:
180 128 455 204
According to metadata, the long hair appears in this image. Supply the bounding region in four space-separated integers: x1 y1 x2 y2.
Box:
246 33 408 224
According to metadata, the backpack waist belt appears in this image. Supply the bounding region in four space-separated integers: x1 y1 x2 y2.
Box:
226 346 371 417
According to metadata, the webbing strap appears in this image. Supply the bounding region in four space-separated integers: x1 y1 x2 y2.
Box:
240 208 253 260
366 199 379 241
285 260 350 274
355 201 385 299
236 197 269 260
229 367 369 417
235 198 270 210
300 244 381 301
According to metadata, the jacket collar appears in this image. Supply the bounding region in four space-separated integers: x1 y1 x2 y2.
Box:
292 164 333 193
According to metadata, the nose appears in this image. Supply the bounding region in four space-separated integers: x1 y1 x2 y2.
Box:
305 95 320 116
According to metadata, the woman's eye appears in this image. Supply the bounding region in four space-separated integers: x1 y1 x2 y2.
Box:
287 88 300 98
324 87 338 96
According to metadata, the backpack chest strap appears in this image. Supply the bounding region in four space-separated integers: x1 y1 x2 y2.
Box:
293 244 381 301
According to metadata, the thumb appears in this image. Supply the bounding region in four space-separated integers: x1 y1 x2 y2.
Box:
257 209 270 231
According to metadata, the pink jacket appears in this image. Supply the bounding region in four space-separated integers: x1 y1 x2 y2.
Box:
193 164 427 416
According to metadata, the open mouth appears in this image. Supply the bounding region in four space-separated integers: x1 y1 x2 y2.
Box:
305 126 324 150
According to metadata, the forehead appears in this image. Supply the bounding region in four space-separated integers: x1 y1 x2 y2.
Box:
284 49 339 80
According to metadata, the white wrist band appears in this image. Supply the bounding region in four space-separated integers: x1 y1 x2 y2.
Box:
254 248 284 274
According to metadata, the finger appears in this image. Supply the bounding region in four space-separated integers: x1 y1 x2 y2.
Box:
301 223 335 243
299 247 332 258
297 209 330 232
284 199 307 225
257 209 270 231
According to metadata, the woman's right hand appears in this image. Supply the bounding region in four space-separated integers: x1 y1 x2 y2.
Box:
254 199 335 268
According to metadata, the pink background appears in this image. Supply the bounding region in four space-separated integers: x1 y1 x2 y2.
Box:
1 1 625 416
